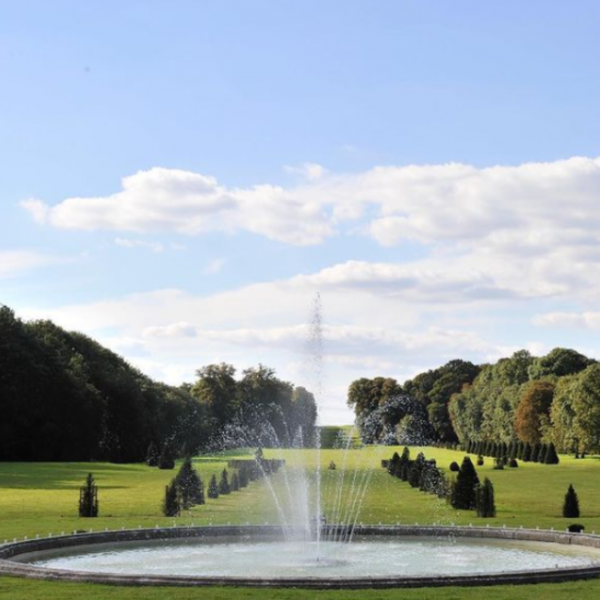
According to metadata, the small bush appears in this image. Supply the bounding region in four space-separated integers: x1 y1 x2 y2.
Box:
449 461 460 472
208 474 219 499
162 480 180 517
476 478 496 518
476 456 484 466
493 457 504 470
563 484 580 518
219 469 231 495
568 523 585 533
508 458 519 468
78 473 99 518
328 461 336 470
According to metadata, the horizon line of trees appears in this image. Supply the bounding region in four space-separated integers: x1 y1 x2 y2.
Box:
0 305 317 462
348 348 600 455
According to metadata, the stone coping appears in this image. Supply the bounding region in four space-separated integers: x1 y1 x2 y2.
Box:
1 525 600 589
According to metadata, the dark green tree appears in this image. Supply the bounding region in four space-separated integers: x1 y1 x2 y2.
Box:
174 457 204 508
476 478 496 518
388 452 401 476
158 440 176 469
78 473 99 517
451 457 480 510
231 471 240 491
219 469 231 495
239 466 249 488
544 442 560 465
208 474 219 499
563 484 580 518
162 479 180 517
146 441 160 467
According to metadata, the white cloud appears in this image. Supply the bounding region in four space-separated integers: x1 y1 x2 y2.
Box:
0 250 59 278
115 238 164 253
21 156 600 300
21 167 333 246
202 258 226 275
284 162 328 181
533 311 600 330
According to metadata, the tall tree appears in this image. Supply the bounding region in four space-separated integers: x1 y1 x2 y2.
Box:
515 381 555 445
191 363 238 430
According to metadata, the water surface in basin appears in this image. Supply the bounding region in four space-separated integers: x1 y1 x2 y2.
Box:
26 535 600 579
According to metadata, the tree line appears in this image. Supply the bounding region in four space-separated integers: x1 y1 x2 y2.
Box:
348 348 600 454
0 305 316 462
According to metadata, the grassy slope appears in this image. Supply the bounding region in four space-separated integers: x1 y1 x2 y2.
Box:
1 446 600 599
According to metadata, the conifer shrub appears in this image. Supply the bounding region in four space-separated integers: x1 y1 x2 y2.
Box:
239 466 249 488
163 480 180 517
146 441 160 467
493 457 504 470
544 443 560 465
449 461 460 472
158 440 175 470
451 457 480 510
208 474 219 499
219 469 231 495
522 443 532 462
508 457 519 468
174 457 204 508
476 455 484 466
563 484 580 518
388 452 400 476
476 478 496 518
231 471 240 492
79 473 99 517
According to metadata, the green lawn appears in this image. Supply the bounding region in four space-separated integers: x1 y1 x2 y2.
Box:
2 446 600 599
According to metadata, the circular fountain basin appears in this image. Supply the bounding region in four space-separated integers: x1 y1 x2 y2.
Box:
2 526 600 588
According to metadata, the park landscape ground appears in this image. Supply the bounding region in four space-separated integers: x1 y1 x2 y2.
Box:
1 446 600 599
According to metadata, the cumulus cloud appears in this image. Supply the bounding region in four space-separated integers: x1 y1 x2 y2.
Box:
534 311 600 330
21 167 333 246
0 250 59 278
202 258 226 275
289 260 519 302
23 158 600 251
115 238 164 253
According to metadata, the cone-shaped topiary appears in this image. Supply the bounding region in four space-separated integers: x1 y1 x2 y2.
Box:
476 478 496 518
239 466 249 488
544 442 560 465
219 469 231 495
208 474 219 499
563 484 580 518
451 456 480 510
79 473 99 517
174 457 204 508
162 479 180 517
158 440 175 470
146 441 160 467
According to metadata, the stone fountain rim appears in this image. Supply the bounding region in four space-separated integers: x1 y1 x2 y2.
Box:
2 524 600 589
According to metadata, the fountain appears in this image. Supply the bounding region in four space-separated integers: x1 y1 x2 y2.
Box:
2 295 600 587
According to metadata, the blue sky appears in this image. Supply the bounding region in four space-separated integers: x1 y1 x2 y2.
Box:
2 1 600 423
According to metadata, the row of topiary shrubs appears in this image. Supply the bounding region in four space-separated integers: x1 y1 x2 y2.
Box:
163 452 284 517
384 450 496 518
465 440 559 465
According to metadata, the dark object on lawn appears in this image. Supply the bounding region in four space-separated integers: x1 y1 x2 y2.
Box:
568 524 585 533
79 473 99 517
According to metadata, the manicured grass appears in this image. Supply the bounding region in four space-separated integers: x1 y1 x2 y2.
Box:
1 446 600 599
